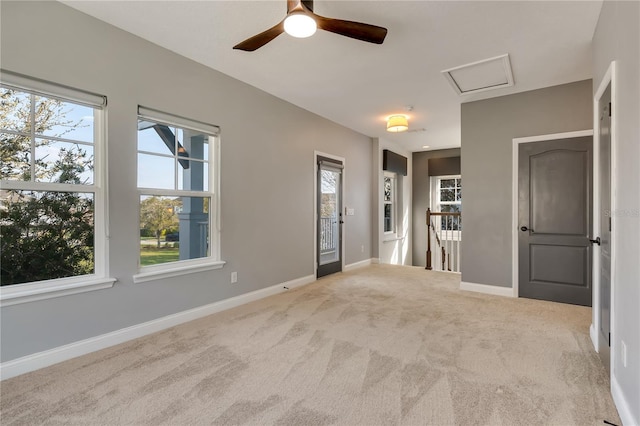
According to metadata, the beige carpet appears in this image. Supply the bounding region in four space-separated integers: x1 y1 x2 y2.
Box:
0 265 620 425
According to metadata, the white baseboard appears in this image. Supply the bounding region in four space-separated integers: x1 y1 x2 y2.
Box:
590 324 599 352
344 258 373 272
0 274 316 381
279 274 316 291
460 281 515 298
611 372 639 426
370 258 380 264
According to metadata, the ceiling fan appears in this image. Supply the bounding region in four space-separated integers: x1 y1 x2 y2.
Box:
233 0 388 51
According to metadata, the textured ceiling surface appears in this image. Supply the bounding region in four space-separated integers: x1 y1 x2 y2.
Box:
64 1 602 152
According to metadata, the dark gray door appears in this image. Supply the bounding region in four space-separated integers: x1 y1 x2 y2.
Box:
317 156 343 278
598 85 612 374
518 137 593 306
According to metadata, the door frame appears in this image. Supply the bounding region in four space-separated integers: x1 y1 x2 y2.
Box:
313 151 346 277
592 61 617 365
511 129 594 298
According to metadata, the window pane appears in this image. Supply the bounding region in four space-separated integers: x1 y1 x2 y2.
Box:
138 153 175 190
203 138 210 161
0 88 31 133
177 160 208 191
35 139 94 185
441 188 455 201
456 188 462 201
1 190 95 285
36 96 95 143
441 204 461 213
182 130 209 161
441 179 455 188
139 195 210 266
384 203 392 233
1 132 31 181
137 119 212 193
138 125 175 155
320 169 339 220
384 177 392 202
440 205 461 231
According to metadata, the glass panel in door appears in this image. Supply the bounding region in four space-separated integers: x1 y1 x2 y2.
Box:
317 158 343 277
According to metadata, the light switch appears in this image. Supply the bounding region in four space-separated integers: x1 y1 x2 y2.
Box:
346 208 355 216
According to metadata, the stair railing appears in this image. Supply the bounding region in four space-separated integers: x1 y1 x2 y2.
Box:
426 208 462 272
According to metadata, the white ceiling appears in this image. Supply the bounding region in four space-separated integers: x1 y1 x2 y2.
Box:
63 0 602 152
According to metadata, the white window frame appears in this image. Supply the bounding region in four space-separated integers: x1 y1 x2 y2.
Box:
383 171 397 238
0 71 114 307
430 174 462 241
133 106 224 284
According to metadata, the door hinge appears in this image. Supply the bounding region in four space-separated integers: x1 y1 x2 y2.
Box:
608 332 611 347
609 217 612 232
609 102 612 117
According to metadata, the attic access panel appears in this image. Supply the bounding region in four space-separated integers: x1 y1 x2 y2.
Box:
442 54 514 96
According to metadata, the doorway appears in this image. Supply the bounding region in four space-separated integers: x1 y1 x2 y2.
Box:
516 132 594 306
316 155 343 278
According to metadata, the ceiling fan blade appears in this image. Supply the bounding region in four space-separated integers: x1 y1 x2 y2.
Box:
315 14 387 44
233 20 285 51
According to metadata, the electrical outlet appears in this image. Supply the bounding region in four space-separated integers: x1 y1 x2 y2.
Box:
621 340 627 367
231 272 238 284
361 245 364 253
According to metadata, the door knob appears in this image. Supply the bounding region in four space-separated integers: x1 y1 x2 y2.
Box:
520 226 529 232
590 237 601 245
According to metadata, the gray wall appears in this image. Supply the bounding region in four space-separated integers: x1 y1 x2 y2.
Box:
593 1 640 421
460 80 593 287
0 1 373 362
412 149 461 267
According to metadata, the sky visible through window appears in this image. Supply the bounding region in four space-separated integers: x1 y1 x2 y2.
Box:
137 126 209 191
16 96 96 185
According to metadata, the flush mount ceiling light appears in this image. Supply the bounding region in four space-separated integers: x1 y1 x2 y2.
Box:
284 12 317 38
387 115 409 133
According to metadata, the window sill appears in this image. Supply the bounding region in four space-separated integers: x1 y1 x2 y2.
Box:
383 235 404 243
0 276 117 307
133 260 226 284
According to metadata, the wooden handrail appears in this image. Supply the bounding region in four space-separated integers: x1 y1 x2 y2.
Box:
428 211 461 217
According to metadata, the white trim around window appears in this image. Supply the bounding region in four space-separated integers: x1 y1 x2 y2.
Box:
383 171 397 239
0 72 113 306
430 174 462 240
1 276 116 307
134 107 223 282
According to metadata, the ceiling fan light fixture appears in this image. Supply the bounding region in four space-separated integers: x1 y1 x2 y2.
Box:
386 115 409 133
284 12 317 38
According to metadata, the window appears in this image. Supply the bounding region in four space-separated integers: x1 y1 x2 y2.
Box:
432 175 462 231
0 73 112 302
135 107 222 281
383 172 396 234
